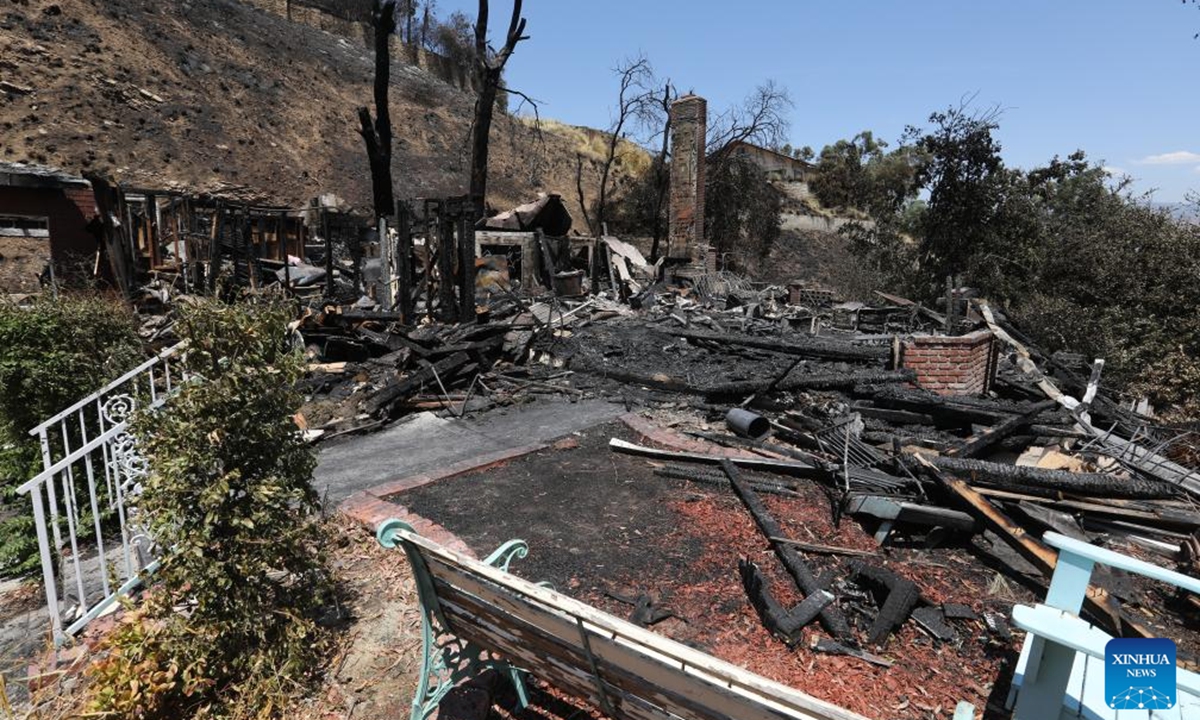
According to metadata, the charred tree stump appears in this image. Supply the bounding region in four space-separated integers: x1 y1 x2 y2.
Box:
721 460 852 639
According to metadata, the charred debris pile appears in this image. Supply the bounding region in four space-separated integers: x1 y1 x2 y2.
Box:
295 246 1200 656
592 290 1200 657
114 184 1198 654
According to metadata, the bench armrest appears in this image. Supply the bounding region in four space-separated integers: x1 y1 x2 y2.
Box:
1043 532 1200 595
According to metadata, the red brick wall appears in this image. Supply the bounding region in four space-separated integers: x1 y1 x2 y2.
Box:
0 184 98 266
901 330 997 396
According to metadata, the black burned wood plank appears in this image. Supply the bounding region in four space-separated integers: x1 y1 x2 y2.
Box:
661 328 890 363
705 370 915 399
739 559 832 646
947 399 1057 459
925 455 1176 500
364 351 471 415
848 562 920 646
720 460 853 639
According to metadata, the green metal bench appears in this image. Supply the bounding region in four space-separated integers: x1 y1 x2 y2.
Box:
1006 532 1200 719
377 519 870 720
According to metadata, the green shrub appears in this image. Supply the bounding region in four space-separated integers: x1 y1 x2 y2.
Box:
0 294 143 577
87 296 333 719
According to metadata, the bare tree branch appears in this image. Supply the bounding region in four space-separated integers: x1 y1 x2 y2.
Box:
469 0 529 218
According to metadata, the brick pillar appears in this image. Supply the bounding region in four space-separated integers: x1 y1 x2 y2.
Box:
668 95 706 264
900 330 999 396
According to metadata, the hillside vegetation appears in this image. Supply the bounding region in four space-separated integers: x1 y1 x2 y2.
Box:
0 0 614 216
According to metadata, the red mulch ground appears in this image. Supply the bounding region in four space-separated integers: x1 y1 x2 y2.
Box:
584 477 1032 720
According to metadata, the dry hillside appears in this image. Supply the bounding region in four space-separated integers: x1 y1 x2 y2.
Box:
0 0 619 218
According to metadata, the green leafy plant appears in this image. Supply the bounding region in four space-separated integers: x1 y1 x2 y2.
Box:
0 294 143 576
820 105 1200 418
87 295 334 719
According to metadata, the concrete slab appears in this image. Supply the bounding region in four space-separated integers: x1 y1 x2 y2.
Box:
315 398 624 504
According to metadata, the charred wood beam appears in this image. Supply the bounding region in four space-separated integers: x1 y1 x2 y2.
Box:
721 460 853 639
396 201 414 323
437 213 456 321
458 206 476 322
705 369 915 400
739 560 833 646
922 455 1176 500
947 399 1058 459
365 351 472 416
652 466 801 497
848 562 920 646
918 456 1155 639
609 438 820 479
869 388 1067 428
572 362 704 395
660 328 891 363
850 405 936 426
973 488 1200 531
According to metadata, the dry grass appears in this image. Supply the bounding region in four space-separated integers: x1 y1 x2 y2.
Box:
528 117 653 175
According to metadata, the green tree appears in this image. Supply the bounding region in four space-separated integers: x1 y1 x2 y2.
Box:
837 101 1200 416
811 132 924 217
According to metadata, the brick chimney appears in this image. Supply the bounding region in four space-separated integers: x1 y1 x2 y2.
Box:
668 95 706 266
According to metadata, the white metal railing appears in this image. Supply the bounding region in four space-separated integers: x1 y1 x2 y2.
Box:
17 343 187 645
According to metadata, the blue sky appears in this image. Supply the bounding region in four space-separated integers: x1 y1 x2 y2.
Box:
431 0 1200 202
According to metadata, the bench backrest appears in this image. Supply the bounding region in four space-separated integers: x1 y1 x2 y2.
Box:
380 522 868 720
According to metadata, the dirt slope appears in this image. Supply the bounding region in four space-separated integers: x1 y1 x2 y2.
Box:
0 0 609 215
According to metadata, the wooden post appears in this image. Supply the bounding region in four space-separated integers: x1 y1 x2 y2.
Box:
322 208 333 302
396 200 413 323
245 209 258 290
437 205 455 321
377 215 391 309
279 211 291 292
207 202 225 293
457 198 476 322
421 200 436 323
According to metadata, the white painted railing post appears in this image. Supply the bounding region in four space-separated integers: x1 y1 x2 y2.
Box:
18 342 187 645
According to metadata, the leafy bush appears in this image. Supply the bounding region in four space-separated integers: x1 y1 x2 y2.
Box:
0 294 143 577
87 296 333 719
824 106 1200 418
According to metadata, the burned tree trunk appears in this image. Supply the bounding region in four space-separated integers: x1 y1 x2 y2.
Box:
358 0 397 219
648 81 673 263
469 0 528 220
